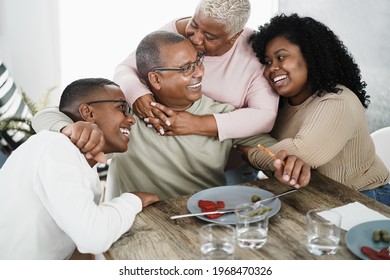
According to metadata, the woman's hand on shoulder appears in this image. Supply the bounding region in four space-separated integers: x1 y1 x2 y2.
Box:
144 102 198 136
132 94 156 119
141 101 217 137
133 95 174 135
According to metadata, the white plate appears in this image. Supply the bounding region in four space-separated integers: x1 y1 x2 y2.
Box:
345 220 390 259
187 185 281 225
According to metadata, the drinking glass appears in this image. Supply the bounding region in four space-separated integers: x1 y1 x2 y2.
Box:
306 209 341 256
199 223 235 260
235 202 269 249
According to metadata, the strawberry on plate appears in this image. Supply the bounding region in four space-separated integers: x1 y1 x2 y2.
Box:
198 200 225 219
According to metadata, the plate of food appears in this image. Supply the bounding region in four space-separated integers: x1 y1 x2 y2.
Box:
187 185 281 224
345 220 390 259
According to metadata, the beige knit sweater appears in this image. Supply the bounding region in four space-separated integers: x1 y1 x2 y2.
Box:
248 85 389 191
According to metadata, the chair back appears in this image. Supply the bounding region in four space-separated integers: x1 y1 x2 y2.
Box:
371 126 390 172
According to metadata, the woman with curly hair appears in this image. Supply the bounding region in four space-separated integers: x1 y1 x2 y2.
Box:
240 13 390 205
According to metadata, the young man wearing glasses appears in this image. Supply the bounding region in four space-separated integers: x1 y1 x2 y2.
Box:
0 78 159 259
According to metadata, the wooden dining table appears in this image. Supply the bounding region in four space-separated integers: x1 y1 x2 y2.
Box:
104 170 390 260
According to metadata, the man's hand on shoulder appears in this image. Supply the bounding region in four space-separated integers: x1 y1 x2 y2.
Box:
61 122 106 163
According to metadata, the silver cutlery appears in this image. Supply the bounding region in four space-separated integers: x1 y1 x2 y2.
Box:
170 188 297 220
252 188 297 207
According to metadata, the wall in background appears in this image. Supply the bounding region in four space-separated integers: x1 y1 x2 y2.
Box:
0 0 277 106
279 0 390 132
0 0 61 104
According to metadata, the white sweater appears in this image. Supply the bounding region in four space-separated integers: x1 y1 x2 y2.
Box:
0 131 142 259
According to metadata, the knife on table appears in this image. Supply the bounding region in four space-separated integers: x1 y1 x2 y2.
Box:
170 188 297 220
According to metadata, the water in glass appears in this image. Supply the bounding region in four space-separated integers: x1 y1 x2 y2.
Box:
307 234 340 256
236 227 267 249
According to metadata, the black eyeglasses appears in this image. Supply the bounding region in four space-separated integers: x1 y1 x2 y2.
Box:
152 53 204 77
85 99 131 116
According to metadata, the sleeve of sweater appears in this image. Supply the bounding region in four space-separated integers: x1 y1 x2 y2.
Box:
248 97 357 169
32 106 73 133
233 133 278 149
35 136 142 254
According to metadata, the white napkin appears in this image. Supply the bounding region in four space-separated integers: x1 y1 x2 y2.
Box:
319 201 390 231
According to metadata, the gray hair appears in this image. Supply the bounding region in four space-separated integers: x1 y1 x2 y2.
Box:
196 0 251 38
136 31 186 82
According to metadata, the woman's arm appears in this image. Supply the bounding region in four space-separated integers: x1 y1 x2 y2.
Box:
214 64 279 140
113 52 154 108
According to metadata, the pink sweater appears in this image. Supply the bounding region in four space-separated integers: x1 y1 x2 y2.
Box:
113 19 279 141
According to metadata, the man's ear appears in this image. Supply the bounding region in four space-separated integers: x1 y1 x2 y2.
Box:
148 72 162 91
78 104 95 122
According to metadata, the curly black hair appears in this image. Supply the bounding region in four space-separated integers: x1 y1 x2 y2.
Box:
249 13 370 108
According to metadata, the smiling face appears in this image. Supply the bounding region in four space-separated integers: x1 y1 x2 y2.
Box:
149 39 204 110
263 36 312 105
185 9 239 56
84 85 136 154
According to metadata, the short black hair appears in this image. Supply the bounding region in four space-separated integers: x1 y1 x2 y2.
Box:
249 13 369 108
59 78 119 121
